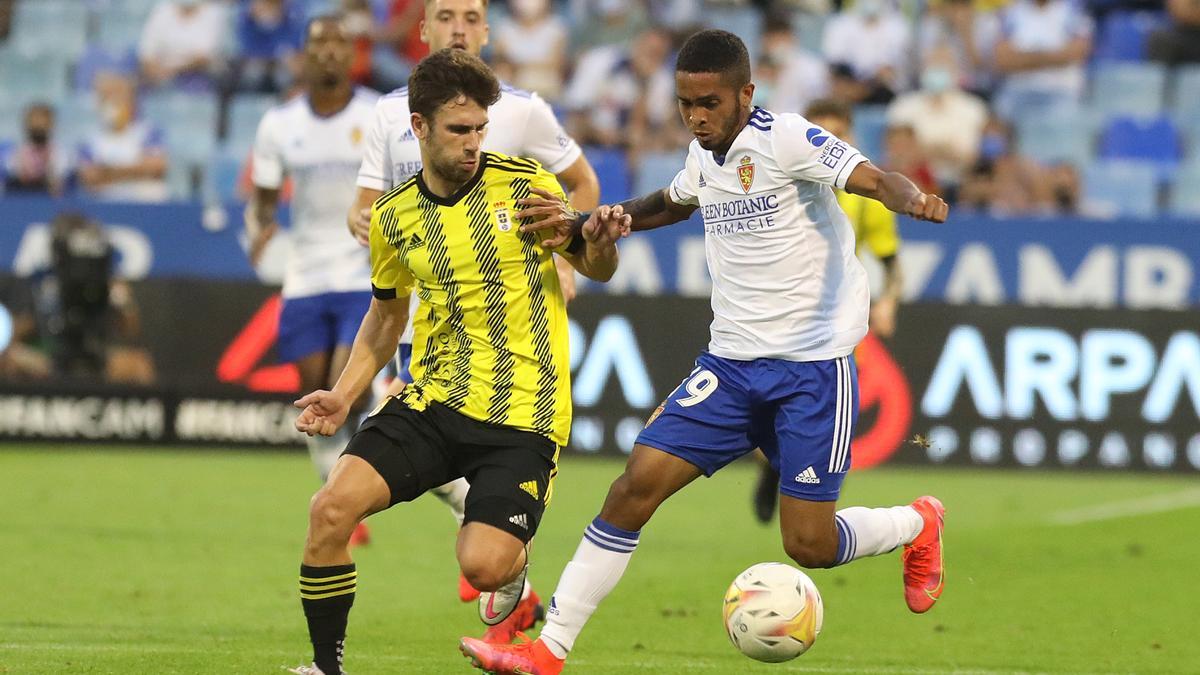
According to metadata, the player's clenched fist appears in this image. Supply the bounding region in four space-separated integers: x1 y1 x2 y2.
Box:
294 390 350 436
904 193 949 223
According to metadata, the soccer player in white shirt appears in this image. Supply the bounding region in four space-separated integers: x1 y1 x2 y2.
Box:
461 30 950 674
244 16 379 549
346 0 601 645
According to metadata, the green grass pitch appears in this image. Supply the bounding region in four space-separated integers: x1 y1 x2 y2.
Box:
3 446 1199 673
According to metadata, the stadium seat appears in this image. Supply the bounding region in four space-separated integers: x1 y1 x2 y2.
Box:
1016 117 1094 167
204 151 248 204
142 91 221 166
225 94 280 152
1169 65 1200 148
633 150 687 198
583 146 631 204
1098 115 1182 178
97 10 150 55
0 55 70 107
1092 10 1168 62
12 0 89 60
1166 163 1200 217
852 105 888 162
703 5 763 59
55 99 100 148
1081 162 1159 218
1089 62 1167 118
166 161 195 201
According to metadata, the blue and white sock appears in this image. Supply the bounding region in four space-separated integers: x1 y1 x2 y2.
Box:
834 506 924 566
538 517 640 658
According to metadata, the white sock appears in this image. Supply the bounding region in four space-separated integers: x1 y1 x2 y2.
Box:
539 517 640 658
306 426 352 482
429 478 469 526
834 505 924 565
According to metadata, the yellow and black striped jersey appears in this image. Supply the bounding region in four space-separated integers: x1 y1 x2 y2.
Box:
369 152 571 445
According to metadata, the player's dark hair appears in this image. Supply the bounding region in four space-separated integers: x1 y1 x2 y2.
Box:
408 48 501 120
804 99 853 125
676 29 751 87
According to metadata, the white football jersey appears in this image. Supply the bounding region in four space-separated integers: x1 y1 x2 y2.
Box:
252 88 380 299
668 108 872 362
356 83 583 344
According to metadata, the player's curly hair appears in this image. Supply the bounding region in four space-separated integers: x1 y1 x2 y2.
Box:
408 48 501 120
676 29 751 87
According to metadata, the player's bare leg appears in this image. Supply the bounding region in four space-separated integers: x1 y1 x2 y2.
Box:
298 455 391 675
751 449 780 524
324 345 373 547
461 444 701 673
779 490 945 612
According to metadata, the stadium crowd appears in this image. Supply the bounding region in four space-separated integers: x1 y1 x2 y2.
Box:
0 0 1197 217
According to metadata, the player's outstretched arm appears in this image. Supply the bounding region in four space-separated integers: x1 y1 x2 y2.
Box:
844 162 949 223
560 204 630 282
294 296 410 436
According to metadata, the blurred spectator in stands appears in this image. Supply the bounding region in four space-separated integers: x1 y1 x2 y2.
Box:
992 0 1093 121
1147 0 1200 65
78 75 169 203
918 0 1002 97
647 0 701 29
0 212 156 385
494 0 568 101
569 0 650 51
234 0 305 93
822 0 911 104
957 116 1064 214
340 0 378 86
139 0 227 90
887 46 987 195
563 26 683 153
882 125 940 195
3 103 74 196
369 0 428 91
754 13 829 114
0 0 13 41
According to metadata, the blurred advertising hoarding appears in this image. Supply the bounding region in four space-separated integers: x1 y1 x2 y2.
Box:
2 278 1197 472
4 196 1200 307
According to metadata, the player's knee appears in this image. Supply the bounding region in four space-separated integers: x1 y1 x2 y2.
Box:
458 554 513 592
783 536 837 570
600 473 658 530
308 488 356 540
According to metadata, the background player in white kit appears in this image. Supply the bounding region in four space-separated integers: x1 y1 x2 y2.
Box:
244 15 379 547
461 30 950 674
346 0 601 643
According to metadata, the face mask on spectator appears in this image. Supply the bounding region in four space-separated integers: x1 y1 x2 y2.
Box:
980 132 1007 160
28 128 50 146
101 102 125 129
921 67 954 93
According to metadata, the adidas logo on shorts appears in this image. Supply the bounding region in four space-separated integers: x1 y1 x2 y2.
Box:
794 466 821 484
509 513 529 530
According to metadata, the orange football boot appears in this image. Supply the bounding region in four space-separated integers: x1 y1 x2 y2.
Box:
460 634 564 675
348 522 371 548
459 572 482 602
902 495 945 613
482 590 545 644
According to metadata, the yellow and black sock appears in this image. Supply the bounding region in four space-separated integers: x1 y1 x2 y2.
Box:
299 563 357 675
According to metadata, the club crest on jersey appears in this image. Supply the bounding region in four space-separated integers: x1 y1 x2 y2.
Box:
737 155 754 193
493 201 512 232
350 126 363 146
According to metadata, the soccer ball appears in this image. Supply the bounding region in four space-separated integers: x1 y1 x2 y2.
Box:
722 562 824 663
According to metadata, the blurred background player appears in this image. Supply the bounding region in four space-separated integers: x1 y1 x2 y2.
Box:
751 98 905 524
460 30 946 675
346 0 601 642
244 15 380 547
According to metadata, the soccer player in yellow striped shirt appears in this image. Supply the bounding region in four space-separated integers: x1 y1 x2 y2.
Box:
287 49 628 675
